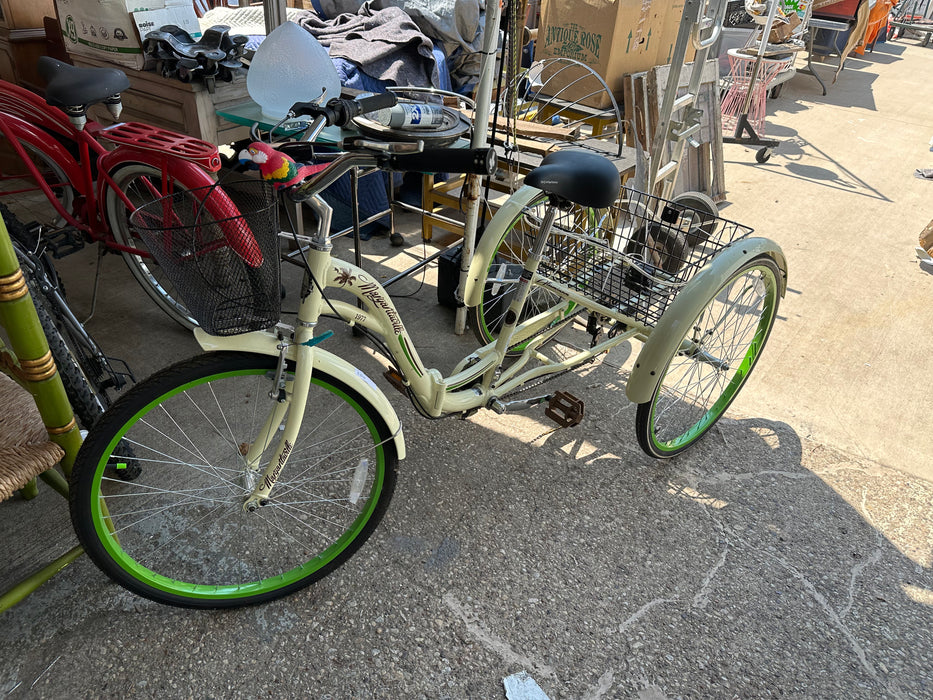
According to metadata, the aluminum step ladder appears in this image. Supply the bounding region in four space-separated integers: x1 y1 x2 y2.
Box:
646 0 730 201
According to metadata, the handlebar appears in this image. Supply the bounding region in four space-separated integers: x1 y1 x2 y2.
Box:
383 147 496 176
262 93 495 203
289 92 398 128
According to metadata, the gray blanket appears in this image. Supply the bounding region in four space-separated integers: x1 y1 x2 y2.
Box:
311 0 485 87
295 6 440 88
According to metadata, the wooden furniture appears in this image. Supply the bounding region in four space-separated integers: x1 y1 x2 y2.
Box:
73 55 251 145
0 215 84 612
0 0 55 91
418 141 637 243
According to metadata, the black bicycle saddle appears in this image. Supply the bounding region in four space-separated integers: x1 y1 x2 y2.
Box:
524 149 621 209
37 56 130 108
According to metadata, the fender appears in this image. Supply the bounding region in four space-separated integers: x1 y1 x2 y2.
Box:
99 148 264 266
625 237 788 405
98 145 218 200
193 328 406 459
0 112 86 198
464 185 545 308
0 82 77 138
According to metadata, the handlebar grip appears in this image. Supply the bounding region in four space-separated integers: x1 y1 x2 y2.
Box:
291 93 398 127
386 147 497 175
349 91 398 118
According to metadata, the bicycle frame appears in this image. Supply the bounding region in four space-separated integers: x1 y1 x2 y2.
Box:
187 126 788 505
0 78 224 256
197 222 785 505
193 184 646 505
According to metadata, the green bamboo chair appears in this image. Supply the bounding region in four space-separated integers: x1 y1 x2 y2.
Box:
0 214 83 612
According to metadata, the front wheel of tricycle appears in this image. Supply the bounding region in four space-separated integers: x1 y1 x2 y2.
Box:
635 256 782 458
70 351 398 608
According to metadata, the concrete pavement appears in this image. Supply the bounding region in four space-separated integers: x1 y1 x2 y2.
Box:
1 36 931 699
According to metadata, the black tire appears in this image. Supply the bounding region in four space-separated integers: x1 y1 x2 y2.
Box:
470 193 584 353
30 288 107 428
671 191 720 248
624 222 689 274
635 256 782 458
1 204 106 429
70 352 398 608
756 148 773 164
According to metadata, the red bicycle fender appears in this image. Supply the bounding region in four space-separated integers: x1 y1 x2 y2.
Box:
99 147 265 267
0 113 86 196
0 82 78 138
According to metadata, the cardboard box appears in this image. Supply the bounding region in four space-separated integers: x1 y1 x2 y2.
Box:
652 1 697 69
55 0 200 70
534 0 689 109
769 10 802 43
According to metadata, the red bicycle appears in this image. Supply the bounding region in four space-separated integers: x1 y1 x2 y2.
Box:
0 56 243 328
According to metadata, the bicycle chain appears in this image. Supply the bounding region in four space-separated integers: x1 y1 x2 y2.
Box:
500 350 600 400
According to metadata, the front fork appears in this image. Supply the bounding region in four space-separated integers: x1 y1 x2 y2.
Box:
243 204 332 511
242 338 316 511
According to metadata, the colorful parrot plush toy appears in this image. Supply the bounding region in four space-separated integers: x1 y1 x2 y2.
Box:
238 141 328 189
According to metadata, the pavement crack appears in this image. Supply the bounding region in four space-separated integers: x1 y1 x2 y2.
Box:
442 592 557 681
618 597 678 634
839 488 885 620
701 469 816 485
721 520 906 699
581 670 615 700
692 522 730 609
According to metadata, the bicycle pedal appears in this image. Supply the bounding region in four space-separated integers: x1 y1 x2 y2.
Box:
43 227 85 258
545 391 584 428
383 367 409 396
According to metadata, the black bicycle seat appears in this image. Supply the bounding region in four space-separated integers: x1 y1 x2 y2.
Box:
524 149 621 209
38 56 130 108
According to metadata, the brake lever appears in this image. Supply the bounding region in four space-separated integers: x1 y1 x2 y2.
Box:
345 138 424 154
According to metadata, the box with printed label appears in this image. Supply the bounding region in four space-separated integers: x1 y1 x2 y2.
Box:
534 0 679 109
55 0 200 70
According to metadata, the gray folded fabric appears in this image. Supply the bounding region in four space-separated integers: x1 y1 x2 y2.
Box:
313 0 485 86
295 6 439 88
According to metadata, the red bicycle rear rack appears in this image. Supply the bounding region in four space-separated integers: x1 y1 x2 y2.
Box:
99 122 222 172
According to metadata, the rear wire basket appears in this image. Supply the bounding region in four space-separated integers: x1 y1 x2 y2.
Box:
129 179 280 336
531 188 754 327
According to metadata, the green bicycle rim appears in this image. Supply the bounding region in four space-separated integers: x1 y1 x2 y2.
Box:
88 367 386 602
646 263 779 454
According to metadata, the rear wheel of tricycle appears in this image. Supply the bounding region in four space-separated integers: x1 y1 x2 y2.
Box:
635 256 782 458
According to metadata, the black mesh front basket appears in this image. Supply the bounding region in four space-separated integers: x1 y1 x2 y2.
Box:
533 188 754 327
129 180 280 335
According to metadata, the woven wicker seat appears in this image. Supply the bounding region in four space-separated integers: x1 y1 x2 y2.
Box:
0 372 64 501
